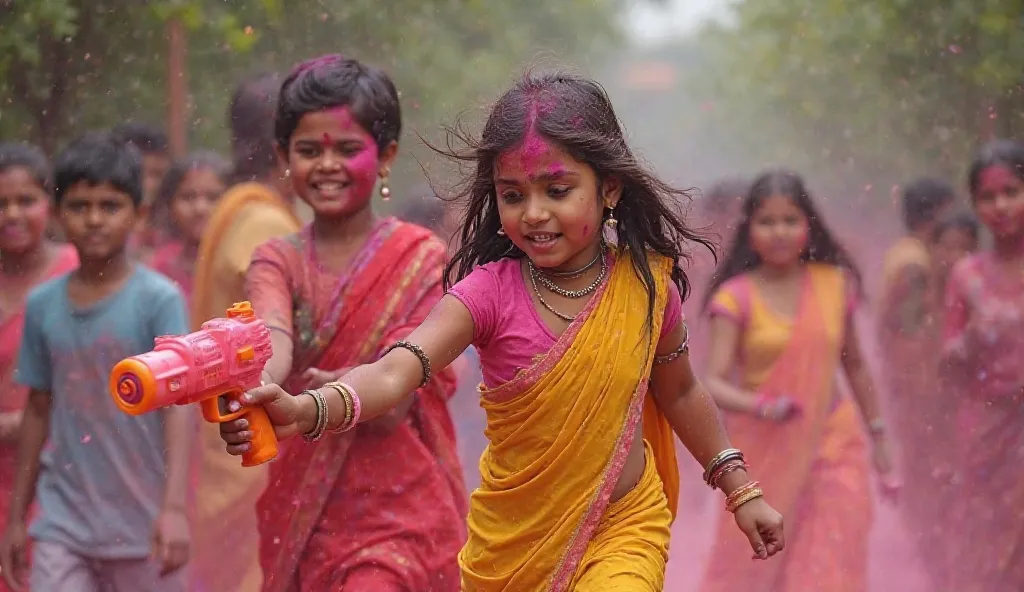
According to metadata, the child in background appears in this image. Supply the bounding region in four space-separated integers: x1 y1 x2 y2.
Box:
0 143 78 591
111 121 171 258
146 152 231 302
0 132 193 592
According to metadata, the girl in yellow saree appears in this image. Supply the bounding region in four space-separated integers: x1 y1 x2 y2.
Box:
219 73 786 590
700 171 899 591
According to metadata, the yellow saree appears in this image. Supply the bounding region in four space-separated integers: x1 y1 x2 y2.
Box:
460 250 680 591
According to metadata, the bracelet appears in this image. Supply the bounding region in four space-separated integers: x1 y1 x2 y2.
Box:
301 389 328 442
653 324 689 365
703 448 744 485
323 382 362 433
383 340 431 388
725 480 762 512
727 487 764 513
709 459 748 490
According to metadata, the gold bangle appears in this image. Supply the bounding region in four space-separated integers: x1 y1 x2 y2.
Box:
323 382 353 432
727 488 764 513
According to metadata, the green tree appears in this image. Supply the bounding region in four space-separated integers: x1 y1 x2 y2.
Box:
0 0 623 163
694 0 1024 196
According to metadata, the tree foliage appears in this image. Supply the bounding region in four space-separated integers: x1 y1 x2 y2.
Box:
695 0 1024 196
0 0 622 183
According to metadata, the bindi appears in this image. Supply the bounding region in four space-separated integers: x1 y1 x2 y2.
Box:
321 133 333 148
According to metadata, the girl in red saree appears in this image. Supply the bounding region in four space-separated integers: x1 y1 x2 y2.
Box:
243 55 467 591
941 140 1024 591
700 170 898 591
220 72 786 591
0 143 78 591
144 152 230 303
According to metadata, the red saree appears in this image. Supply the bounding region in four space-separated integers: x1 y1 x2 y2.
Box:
246 218 467 592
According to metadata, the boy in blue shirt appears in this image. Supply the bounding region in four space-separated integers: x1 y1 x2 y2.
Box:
0 132 193 591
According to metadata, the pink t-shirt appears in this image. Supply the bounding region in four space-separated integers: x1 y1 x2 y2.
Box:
448 256 683 388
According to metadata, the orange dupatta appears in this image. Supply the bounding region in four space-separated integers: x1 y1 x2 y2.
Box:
460 250 679 592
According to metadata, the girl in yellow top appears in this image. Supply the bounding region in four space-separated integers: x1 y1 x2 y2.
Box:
219 73 785 591
700 170 899 591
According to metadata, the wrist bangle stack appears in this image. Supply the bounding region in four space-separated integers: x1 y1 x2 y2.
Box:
726 480 764 513
703 448 745 486
323 382 362 433
301 389 329 442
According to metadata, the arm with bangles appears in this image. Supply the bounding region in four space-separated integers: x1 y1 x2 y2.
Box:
649 321 784 559
227 295 474 444
247 252 415 433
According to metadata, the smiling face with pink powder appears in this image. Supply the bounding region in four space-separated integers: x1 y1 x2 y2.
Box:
494 125 620 271
284 107 396 218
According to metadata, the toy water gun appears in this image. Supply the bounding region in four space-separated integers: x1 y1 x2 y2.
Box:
108 301 277 466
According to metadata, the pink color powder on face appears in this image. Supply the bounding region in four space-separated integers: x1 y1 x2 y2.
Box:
496 92 561 177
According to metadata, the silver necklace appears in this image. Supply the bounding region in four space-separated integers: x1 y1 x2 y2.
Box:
528 248 608 321
530 255 607 299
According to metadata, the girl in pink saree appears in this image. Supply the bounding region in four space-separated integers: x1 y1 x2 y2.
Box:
941 140 1024 591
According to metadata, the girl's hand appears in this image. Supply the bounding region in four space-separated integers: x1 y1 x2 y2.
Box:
733 497 785 560
220 384 312 454
301 366 354 390
872 436 901 502
755 395 802 422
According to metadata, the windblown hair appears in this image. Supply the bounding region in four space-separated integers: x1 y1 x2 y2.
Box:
435 72 714 330
275 54 401 154
967 139 1024 197
704 169 862 309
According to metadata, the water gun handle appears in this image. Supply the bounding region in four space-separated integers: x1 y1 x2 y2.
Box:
240 406 279 467
200 392 279 466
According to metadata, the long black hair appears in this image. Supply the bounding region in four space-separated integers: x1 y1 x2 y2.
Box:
703 169 862 309
434 72 714 329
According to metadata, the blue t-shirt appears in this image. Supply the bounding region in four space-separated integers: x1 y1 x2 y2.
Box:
16 264 189 559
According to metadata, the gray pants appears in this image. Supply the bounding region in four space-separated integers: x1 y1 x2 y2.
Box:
31 540 186 592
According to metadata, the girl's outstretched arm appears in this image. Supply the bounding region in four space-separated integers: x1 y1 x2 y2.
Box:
225 295 474 440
